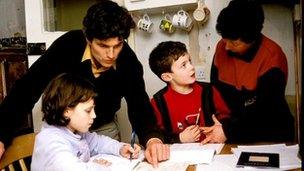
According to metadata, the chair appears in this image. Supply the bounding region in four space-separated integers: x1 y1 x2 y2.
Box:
0 133 36 171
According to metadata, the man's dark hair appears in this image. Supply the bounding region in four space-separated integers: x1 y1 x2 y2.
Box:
149 41 188 79
83 0 135 41
42 73 97 126
216 0 264 43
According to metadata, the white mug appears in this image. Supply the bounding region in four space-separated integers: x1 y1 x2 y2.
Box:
137 14 153 33
172 10 193 31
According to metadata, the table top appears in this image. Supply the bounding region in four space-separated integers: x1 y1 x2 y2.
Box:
186 144 301 171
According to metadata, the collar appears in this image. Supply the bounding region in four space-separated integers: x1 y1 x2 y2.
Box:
230 35 262 63
81 44 116 77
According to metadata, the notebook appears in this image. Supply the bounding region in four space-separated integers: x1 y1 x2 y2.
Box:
236 151 279 169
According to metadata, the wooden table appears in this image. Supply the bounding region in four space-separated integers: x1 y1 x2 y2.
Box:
186 144 301 171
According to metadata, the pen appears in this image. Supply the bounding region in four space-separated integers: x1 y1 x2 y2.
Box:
195 114 200 125
130 131 136 161
195 108 201 125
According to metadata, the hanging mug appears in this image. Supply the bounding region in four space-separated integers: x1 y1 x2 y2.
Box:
137 14 153 33
193 0 210 23
172 10 193 31
159 14 175 34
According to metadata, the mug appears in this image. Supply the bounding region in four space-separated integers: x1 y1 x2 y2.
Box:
172 10 193 31
159 14 175 34
193 0 210 23
137 14 153 33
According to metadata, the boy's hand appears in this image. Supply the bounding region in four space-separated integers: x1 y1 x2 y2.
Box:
119 144 141 159
179 125 201 143
201 115 227 144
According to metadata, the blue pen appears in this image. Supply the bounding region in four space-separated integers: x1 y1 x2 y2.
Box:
130 131 136 161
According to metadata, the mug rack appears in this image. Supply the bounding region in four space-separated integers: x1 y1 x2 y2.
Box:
124 0 197 13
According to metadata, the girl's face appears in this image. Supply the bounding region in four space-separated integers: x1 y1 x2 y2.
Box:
64 98 96 133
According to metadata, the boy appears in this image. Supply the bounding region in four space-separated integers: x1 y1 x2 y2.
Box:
31 73 141 171
149 41 230 143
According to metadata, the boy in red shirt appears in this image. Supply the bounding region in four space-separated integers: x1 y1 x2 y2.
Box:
149 41 230 144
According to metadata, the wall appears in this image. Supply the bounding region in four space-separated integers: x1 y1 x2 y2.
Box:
0 0 26 38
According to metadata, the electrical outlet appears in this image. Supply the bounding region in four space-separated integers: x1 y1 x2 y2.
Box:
195 66 206 82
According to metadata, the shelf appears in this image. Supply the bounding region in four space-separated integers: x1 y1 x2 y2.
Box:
124 0 197 13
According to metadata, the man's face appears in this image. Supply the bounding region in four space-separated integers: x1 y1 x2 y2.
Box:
88 37 124 69
223 38 253 57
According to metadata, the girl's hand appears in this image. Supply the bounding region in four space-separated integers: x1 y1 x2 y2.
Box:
119 144 141 159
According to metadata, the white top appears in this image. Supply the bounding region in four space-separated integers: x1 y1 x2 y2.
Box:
31 122 124 171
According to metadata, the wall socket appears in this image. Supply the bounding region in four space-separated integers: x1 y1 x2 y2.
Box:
195 66 206 82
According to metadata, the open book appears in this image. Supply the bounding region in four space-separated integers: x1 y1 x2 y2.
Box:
90 150 145 171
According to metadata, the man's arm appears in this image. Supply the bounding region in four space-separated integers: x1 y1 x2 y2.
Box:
120 44 170 166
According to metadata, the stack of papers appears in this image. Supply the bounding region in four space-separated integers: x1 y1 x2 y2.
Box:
135 143 224 171
232 144 301 170
169 143 224 164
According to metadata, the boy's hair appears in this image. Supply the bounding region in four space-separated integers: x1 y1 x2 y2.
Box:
149 41 188 79
42 73 97 126
216 0 264 43
83 0 135 41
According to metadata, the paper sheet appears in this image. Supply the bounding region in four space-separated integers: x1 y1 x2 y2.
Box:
168 143 224 164
134 161 189 171
170 143 224 154
90 150 145 171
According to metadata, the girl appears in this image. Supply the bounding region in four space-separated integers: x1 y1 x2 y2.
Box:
31 73 141 171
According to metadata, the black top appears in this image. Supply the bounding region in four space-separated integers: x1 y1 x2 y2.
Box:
211 36 295 143
0 30 163 146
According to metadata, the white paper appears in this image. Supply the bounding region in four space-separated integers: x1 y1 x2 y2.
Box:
90 150 145 171
196 154 238 171
168 143 223 164
170 143 224 154
134 161 189 171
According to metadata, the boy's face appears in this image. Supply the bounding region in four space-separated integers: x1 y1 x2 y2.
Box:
88 37 124 69
164 53 196 87
64 98 96 133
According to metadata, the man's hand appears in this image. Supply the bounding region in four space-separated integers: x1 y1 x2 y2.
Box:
0 141 5 159
144 138 170 168
179 125 201 143
201 115 227 144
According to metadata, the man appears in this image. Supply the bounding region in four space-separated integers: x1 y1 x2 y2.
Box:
0 0 169 166
202 0 295 143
